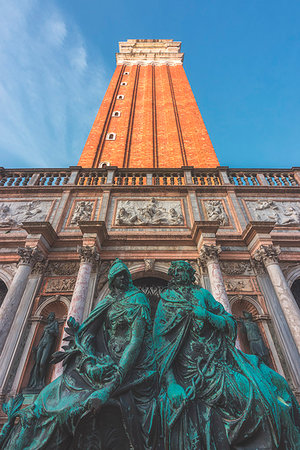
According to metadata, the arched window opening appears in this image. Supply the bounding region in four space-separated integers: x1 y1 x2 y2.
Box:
0 279 8 307
291 279 300 309
106 133 116 141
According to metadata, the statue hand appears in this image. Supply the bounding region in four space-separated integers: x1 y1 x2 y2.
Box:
194 306 207 321
84 389 110 415
87 366 103 384
167 382 186 409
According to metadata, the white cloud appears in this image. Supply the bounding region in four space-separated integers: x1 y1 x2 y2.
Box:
0 0 108 168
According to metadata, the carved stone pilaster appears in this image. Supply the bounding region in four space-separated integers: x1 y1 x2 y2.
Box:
77 245 100 265
253 245 281 267
198 244 221 264
17 247 44 267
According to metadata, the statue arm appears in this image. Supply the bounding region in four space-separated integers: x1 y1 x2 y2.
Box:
117 314 146 381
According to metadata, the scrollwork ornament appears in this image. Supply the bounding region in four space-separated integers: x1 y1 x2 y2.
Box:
17 247 44 267
253 245 281 267
31 260 48 276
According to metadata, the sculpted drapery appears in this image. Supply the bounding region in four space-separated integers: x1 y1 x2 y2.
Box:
1 259 300 450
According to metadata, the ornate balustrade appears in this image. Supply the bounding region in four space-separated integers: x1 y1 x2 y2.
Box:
0 167 299 188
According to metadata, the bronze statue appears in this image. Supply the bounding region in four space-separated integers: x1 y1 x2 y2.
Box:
242 310 271 366
28 312 59 389
0 259 159 449
153 260 300 449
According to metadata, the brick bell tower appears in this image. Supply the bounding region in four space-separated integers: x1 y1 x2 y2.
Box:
78 39 219 169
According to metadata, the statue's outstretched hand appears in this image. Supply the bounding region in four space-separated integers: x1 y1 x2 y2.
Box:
167 383 186 409
84 389 110 415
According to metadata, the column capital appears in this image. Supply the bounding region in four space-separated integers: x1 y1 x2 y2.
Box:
77 245 100 264
198 244 221 264
17 246 44 267
253 244 281 267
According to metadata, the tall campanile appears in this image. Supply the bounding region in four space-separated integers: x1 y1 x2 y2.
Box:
78 39 219 169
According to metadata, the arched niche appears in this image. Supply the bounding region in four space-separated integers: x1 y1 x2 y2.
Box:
230 295 277 371
0 279 8 307
20 296 69 391
230 296 262 355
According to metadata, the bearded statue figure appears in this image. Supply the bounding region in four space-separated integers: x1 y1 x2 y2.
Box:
153 260 300 450
1 259 159 450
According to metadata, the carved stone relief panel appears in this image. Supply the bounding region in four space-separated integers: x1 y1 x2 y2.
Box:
224 278 253 292
245 200 300 225
115 198 184 226
44 277 76 293
0 201 52 228
220 261 254 276
70 200 95 225
45 261 79 276
204 200 229 226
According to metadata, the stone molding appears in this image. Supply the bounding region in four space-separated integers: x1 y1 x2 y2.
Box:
253 244 281 267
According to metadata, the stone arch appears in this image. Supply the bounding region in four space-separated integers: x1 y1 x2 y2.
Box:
283 264 300 288
0 264 16 289
282 264 300 309
21 296 69 390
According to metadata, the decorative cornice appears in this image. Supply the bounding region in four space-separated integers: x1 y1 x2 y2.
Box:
77 245 100 264
17 246 44 267
116 39 184 65
21 221 57 246
253 244 281 267
198 244 221 264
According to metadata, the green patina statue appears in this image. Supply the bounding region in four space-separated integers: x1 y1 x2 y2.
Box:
153 260 300 450
241 310 271 366
0 259 159 449
1 259 300 449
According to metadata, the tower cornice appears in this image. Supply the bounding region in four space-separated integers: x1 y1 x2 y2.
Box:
116 39 184 65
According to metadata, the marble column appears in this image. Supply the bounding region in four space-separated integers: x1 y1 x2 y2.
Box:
53 246 99 380
198 244 231 313
67 245 100 325
0 247 43 355
254 244 300 353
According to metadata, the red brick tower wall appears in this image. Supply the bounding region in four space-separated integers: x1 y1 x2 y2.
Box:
78 40 219 169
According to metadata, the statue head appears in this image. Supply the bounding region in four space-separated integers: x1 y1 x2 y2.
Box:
108 258 133 292
47 312 56 323
168 260 195 287
243 311 253 320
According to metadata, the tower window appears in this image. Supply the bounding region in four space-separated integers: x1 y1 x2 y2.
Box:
99 161 111 168
106 133 116 141
124 72 130 75
120 82 127 86
112 111 121 117
117 95 124 100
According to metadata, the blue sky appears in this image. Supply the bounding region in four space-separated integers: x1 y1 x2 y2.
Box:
0 0 299 169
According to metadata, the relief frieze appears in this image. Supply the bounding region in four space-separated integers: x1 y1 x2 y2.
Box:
204 200 229 226
246 200 300 225
0 201 51 228
45 277 76 293
115 198 184 226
